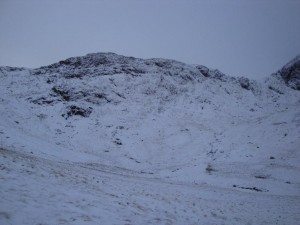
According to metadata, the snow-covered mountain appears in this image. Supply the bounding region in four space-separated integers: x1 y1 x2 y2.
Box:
1 53 300 225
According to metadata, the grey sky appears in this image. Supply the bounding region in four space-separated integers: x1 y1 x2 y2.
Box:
1 0 300 79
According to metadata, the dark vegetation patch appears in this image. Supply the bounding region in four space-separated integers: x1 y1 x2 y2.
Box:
254 175 269 179
31 97 56 105
120 65 145 76
59 58 82 67
63 72 85 79
51 86 111 104
196 65 209 77
205 164 217 174
233 184 268 192
113 138 122 145
154 61 172 69
62 105 93 119
238 77 252 90
52 86 71 101
268 86 284 95
94 93 111 103
0 67 25 72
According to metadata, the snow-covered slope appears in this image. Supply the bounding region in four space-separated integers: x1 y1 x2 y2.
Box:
1 53 300 225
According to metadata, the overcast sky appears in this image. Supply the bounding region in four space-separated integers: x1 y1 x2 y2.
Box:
1 0 300 79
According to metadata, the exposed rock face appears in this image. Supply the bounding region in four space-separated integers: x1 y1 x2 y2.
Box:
278 55 300 90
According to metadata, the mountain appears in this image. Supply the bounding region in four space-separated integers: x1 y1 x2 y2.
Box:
0 53 300 225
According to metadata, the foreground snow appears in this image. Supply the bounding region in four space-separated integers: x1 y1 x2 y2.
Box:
0 53 300 224
1 147 299 225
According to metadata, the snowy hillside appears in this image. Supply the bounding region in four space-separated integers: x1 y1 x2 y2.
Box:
1 53 300 225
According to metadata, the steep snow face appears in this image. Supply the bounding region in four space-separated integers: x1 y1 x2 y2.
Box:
1 53 300 225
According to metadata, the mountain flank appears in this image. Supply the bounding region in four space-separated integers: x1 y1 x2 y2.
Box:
0 53 299 225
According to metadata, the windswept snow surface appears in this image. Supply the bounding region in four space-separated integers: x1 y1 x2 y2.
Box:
1 53 300 224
